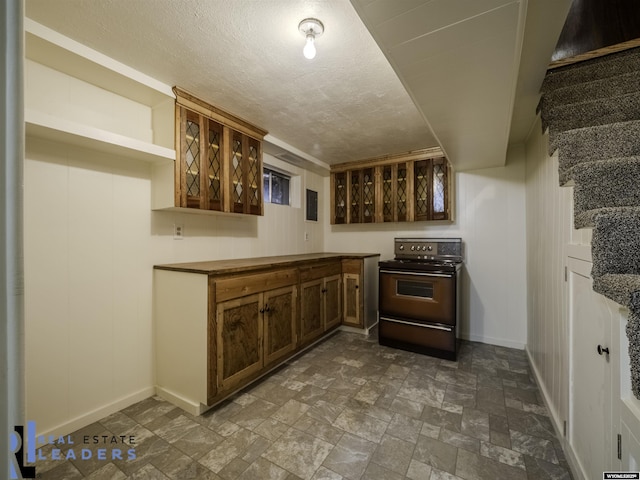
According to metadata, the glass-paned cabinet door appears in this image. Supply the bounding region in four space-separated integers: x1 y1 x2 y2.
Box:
432 157 448 220
396 163 408 222
231 132 245 213
381 163 408 223
206 119 223 211
350 170 362 224
362 168 375 223
382 165 393 222
180 109 202 208
246 137 262 215
333 172 347 224
414 159 431 221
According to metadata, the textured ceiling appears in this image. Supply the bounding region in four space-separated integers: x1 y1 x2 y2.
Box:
25 0 437 167
25 0 571 171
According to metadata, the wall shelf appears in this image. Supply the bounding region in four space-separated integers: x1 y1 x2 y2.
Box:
25 19 175 164
26 109 175 164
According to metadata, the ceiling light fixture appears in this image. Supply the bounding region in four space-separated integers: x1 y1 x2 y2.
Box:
298 18 324 60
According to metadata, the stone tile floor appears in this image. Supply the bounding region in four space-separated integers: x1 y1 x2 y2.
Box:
37 330 573 479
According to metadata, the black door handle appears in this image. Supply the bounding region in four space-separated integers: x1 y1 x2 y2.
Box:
597 345 610 356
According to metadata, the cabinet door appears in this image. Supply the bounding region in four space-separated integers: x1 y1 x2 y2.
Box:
230 132 262 215
300 279 324 343
324 275 342 330
332 172 347 224
178 108 204 209
343 273 361 327
414 159 432 221
349 170 362 223
381 163 409 223
205 119 224 211
362 167 375 223
568 258 611 479
431 157 448 220
264 286 297 366
216 293 263 392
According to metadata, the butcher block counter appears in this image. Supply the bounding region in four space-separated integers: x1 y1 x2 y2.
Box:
153 252 379 415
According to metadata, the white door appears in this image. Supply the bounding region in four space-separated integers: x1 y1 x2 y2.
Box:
569 257 612 479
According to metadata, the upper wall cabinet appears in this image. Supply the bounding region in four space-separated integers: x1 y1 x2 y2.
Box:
153 87 267 216
24 19 176 164
330 148 452 224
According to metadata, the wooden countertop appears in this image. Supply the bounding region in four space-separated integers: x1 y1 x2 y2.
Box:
154 252 380 275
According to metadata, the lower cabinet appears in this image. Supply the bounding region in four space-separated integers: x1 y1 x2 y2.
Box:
154 254 379 415
300 263 342 345
216 285 297 393
342 259 362 327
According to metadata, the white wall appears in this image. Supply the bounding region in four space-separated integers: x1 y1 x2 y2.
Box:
24 136 325 437
524 117 571 430
324 147 528 349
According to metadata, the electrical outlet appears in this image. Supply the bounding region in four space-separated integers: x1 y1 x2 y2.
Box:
174 224 184 240
304 232 309 241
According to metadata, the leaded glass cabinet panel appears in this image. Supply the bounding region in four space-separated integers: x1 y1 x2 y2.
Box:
350 170 362 224
362 168 375 223
207 121 223 211
332 172 347 224
329 150 451 224
173 88 266 216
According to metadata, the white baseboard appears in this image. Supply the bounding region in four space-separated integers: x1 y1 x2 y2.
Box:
35 386 155 438
155 386 207 416
526 346 584 480
460 332 525 350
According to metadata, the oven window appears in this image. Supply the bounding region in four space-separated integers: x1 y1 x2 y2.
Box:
397 280 434 299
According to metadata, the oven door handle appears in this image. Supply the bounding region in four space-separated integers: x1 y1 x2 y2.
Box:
380 317 453 331
379 269 453 278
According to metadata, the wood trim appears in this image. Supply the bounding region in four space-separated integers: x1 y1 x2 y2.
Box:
406 160 415 222
222 126 231 212
374 165 383 223
207 276 216 404
198 114 208 209
549 39 640 70
173 86 267 140
330 147 445 172
330 173 336 225
175 105 185 207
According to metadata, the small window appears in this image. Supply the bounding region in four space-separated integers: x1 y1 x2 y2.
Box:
263 167 290 206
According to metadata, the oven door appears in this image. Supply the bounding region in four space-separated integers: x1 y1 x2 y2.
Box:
379 269 456 324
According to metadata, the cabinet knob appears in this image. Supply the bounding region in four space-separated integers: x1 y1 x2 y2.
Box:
355 285 359 289
321 288 327 293
264 304 270 313
597 344 610 356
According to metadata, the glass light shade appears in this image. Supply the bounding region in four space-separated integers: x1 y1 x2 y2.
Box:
303 34 316 59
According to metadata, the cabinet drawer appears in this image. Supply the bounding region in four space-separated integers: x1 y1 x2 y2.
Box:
215 268 297 302
342 259 362 275
299 262 341 282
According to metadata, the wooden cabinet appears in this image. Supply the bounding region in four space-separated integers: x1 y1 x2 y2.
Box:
324 275 342 330
215 269 297 394
263 286 297 366
330 148 451 224
153 87 266 215
216 293 263 392
154 253 379 416
342 259 363 327
300 263 342 344
379 162 409 223
217 284 297 392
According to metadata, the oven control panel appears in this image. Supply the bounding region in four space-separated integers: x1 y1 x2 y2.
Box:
394 238 462 261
